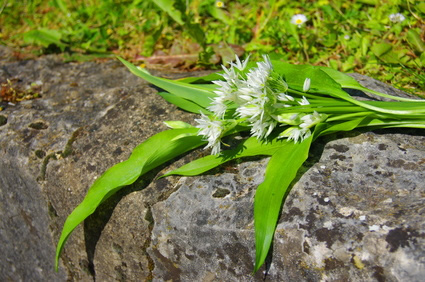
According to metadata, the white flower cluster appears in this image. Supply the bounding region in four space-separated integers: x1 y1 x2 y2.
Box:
196 55 326 154
389 13 405 23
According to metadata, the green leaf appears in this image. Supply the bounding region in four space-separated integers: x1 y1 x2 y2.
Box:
315 118 366 137
208 4 232 25
185 22 206 48
152 0 184 25
253 135 313 272
271 61 425 115
270 60 346 97
22 28 67 50
158 92 210 114
406 30 425 53
55 128 205 270
162 136 289 177
176 72 222 84
371 42 392 57
53 0 70 15
417 2 425 13
318 66 423 102
117 57 216 109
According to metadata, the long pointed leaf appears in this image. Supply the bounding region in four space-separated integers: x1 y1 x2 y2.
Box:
254 135 313 272
315 117 366 137
152 0 184 25
162 136 289 177
117 57 215 108
158 92 211 114
55 128 205 270
271 60 424 115
318 66 424 102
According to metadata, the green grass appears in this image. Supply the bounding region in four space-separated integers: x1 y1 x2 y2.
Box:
0 0 424 96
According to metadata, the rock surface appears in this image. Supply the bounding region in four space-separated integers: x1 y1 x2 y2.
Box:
0 45 424 281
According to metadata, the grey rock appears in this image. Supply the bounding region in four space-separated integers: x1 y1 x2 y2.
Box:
149 131 425 281
0 45 424 281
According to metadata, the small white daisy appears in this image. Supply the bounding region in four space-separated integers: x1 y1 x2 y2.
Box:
389 13 405 23
291 14 308 27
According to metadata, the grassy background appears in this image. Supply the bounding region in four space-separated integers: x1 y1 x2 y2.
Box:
1 0 424 96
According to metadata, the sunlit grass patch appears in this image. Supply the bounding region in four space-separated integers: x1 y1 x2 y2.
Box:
0 0 423 95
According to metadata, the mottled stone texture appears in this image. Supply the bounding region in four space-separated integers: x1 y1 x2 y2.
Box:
150 131 425 281
0 46 424 281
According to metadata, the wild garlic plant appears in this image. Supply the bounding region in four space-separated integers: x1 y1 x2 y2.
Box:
195 55 328 155
55 55 425 273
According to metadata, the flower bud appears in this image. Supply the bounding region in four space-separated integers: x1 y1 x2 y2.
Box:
303 78 311 92
274 113 301 125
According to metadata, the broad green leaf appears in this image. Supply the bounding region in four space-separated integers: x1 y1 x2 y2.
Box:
315 117 366 137
271 61 425 115
176 73 220 84
371 43 401 64
152 0 184 25
208 4 232 25
371 42 392 57
254 135 313 272
55 128 205 270
270 60 348 98
118 57 216 108
22 28 67 50
158 92 211 114
185 22 206 47
162 136 289 177
318 66 424 102
406 30 425 53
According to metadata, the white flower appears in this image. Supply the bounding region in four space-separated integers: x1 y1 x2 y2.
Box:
273 113 300 125
221 64 239 84
215 1 225 8
260 54 273 71
299 111 323 129
246 63 271 90
210 55 253 116
291 14 307 27
208 96 227 119
303 78 311 92
195 113 223 154
298 96 310 105
236 102 264 120
229 54 250 71
389 13 405 23
251 119 276 140
277 93 294 102
279 126 311 143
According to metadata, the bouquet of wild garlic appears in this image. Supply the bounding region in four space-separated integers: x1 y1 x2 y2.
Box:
55 55 425 272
